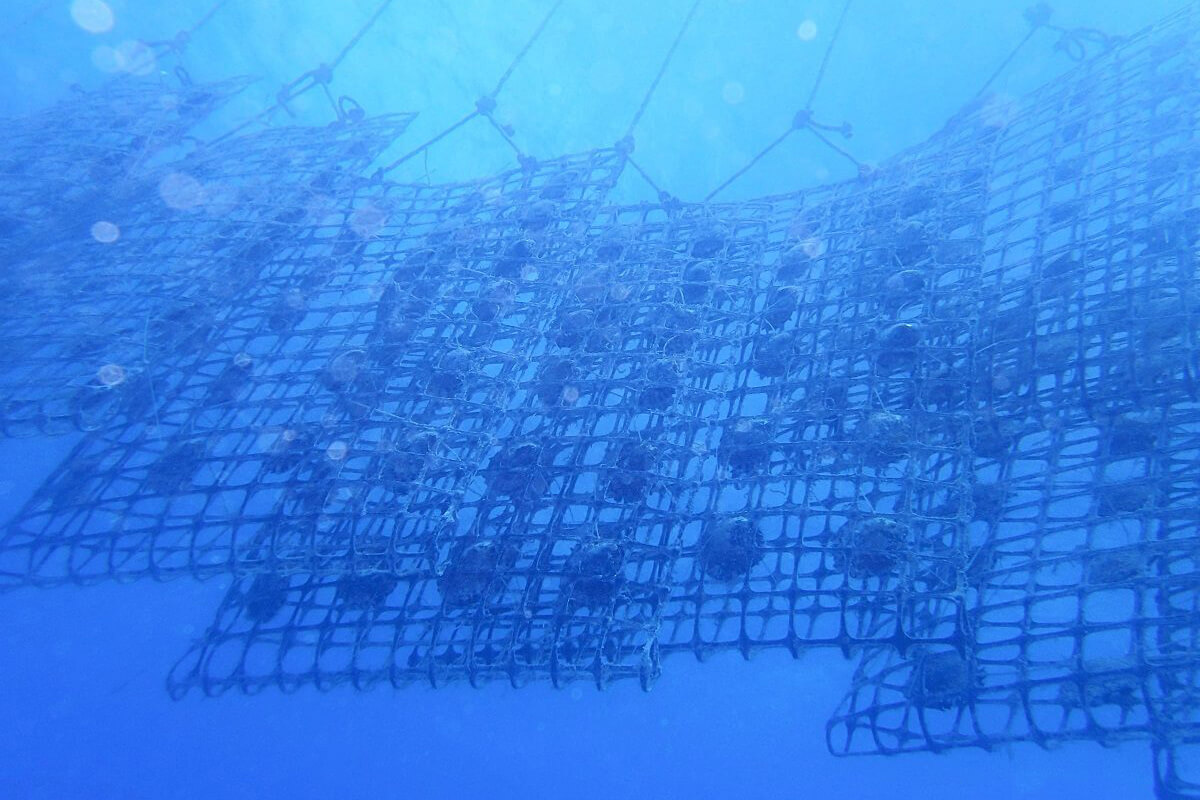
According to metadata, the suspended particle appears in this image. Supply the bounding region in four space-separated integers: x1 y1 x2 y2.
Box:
90 220 120 243
96 363 126 387
71 0 115 34
115 40 156 77
326 440 349 461
159 172 206 211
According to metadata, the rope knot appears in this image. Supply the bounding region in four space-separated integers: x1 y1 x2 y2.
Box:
1023 2 1053 29
311 63 334 85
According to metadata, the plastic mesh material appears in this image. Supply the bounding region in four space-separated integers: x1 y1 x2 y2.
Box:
0 76 414 437
153 75 1010 694
0 74 250 248
0 147 625 582
1157 738 1200 800
0 4 1197 799
825 3 1200 773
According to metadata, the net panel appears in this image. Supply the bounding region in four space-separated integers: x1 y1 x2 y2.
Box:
826 4 1200 769
0 7 1192 793
0 91 415 437
1157 736 1200 800
162 95 1006 693
0 148 626 583
0 73 251 252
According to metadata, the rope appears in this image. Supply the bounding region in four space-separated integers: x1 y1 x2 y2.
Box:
187 0 231 36
491 0 567 96
111 0 233 77
970 6 1122 104
330 0 397 71
704 127 792 202
806 126 862 170
377 0 568 177
803 0 853 112
704 0 858 201
484 115 527 159
624 0 704 139
628 155 670 200
1047 24 1123 61
208 0 396 145
376 111 480 175
969 26 1040 106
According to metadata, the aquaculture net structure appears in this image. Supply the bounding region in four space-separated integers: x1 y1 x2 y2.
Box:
0 2 1196 799
4 80 999 687
824 3 1200 797
0 71 417 437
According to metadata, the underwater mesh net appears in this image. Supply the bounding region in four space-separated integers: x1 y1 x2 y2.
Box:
0 84 415 437
824 0 1200 774
0 2 1197 798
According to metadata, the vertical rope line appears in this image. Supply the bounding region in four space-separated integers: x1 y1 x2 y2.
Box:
803 0 854 111
490 0 568 96
330 0 397 70
189 0 232 35
624 0 704 138
970 26 1040 105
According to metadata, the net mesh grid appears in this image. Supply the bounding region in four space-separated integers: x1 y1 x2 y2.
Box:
0 3 1196 799
159 99 1006 692
0 147 626 583
0 93 416 438
0 73 251 243
824 2 1200 776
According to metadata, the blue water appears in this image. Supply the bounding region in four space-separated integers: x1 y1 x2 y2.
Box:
0 1 1186 797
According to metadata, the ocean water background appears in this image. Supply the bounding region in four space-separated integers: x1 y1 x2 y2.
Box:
0 1 1186 797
